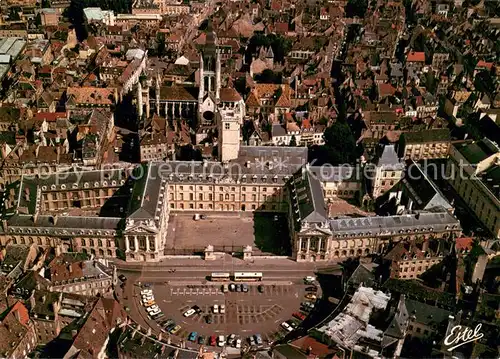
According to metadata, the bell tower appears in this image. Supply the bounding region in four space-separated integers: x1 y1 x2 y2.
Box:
198 21 221 120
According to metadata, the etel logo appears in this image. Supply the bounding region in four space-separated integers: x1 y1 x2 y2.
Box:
444 323 484 352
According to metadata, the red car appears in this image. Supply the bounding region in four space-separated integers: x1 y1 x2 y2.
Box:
293 312 306 321
209 335 217 346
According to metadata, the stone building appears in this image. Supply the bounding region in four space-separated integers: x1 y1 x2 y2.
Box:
446 139 500 239
398 129 451 161
0 147 307 262
370 144 404 198
384 240 449 279
287 166 461 262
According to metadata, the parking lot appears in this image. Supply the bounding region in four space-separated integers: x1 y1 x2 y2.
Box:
135 281 315 350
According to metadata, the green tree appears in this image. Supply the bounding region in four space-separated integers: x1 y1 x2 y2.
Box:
323 121 357 164
289 134 297 147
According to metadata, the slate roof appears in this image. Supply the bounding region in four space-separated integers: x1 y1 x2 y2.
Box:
455 138 498 164
328 211 460 237
405 298 451 325
375 144 404 169
289 167 328 224
401 162 452 211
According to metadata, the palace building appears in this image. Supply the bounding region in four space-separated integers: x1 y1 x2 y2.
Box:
287 166 462 262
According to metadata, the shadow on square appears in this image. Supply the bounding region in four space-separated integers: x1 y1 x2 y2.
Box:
253 212 292 256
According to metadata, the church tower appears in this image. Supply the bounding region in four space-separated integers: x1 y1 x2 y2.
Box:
198 22 221 121
218 109 240 163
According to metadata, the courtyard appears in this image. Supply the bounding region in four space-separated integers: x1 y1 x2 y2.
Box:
164 212 291 256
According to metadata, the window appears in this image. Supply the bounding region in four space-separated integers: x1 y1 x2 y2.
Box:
225 123 230 130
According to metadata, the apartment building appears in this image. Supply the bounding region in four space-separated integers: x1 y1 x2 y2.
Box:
398 129 451 160
384 240 448 279
446 139 500 238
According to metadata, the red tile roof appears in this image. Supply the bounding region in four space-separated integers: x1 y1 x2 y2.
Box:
33 112 67 122
219 88 242 102
407 51 425 62
455 237 474 252
476 60 493 70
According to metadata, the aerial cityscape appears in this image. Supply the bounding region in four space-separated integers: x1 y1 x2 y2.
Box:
0 0 499 357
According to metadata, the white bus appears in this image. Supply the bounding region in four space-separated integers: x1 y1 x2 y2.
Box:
233 272 263 282
210 272 231 281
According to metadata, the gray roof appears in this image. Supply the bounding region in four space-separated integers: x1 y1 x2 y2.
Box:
376 144 404 169
309 165 361 182
289 167 328 224
401 162 452 211
328 211 460 238
6 214 120 235
405 298 451 325
271 123 287 137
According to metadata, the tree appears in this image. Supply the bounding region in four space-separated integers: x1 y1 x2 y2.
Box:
345 0 368 18
322 121 357 165
289 135 297 147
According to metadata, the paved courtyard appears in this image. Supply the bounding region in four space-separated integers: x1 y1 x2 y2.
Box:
164 213 291 255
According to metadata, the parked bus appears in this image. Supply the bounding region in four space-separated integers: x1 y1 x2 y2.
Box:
210 272 231 281
233 272 263 282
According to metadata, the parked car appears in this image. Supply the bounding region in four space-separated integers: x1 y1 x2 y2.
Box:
188 332 198 342
289 321 298 329
222 284 229 293
151 312 164 320
209 335 217 346
305 286 318 292
141 289 153 296
220 304 226 314
229 283 236 292
170 325 181 334
258 285 264 293
293 312 306 321
235 338 242 348
227 334 235 345
281 322 293 332
213 304 219 314
146 305 159 313
218 335 225 347
304 276 316 284
200 214 207 220
183 308 196 317
192 305 202 314
305 293 317 300
198 336 205 344
143 300 155 307
205 314 213 324
236 284 242 292
242 284 249 292
118 274 127 282
163 319 175 329
254 334 263 345
249 336 256 346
